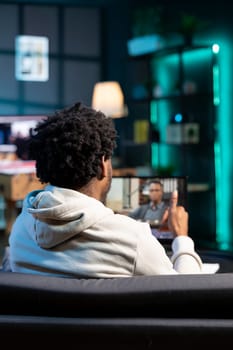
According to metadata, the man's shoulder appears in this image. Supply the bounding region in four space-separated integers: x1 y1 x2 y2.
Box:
139 203 150 209
135 203 150 214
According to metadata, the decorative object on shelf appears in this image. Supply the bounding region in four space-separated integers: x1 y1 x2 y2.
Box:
166 123 183 144
152 83 163 98
177 13 209 46
166 123 200 144
131 84 148 99
183 80 197 94
183 123 200 144
133 120 149 144
92 81 128 118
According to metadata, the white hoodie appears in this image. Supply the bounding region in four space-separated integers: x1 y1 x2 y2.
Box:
9 185 203 277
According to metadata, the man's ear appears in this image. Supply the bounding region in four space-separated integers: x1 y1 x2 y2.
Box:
98 155 108 179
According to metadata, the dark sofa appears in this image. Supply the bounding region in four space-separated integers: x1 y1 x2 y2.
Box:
1 269 233 350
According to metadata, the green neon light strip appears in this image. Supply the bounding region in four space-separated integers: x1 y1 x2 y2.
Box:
150 101 159 168
214 141 221 243
150 100 158 124
214 41 231 250
213 50 221 247
151 143 159 169
213 64 220 106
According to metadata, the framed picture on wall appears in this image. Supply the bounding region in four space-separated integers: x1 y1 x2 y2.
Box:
15 35 49 82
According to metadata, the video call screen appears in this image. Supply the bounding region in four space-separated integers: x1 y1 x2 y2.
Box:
106 176 188 240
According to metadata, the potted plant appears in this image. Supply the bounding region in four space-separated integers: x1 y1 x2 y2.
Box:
178 13 209 46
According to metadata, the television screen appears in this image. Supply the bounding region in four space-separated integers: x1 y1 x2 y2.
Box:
0 115 45 159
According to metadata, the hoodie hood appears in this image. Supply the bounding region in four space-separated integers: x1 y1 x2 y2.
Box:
27 185 112 249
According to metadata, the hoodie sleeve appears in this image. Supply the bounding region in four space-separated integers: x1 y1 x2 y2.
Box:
134 226 203 275
170 236 203 273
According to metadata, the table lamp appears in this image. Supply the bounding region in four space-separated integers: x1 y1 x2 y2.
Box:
92 81 128 118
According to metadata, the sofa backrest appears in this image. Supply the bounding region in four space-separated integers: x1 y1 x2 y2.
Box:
1 271 233 318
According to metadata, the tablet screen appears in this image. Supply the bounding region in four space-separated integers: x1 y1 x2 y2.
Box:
106 175 188 240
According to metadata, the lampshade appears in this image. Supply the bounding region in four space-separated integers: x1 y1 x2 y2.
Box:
92 81 128 118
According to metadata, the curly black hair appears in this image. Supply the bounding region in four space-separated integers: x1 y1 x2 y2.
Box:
29 102 117 189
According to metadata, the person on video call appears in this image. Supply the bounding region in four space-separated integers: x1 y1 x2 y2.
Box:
5 102 203 276
128 180 168 226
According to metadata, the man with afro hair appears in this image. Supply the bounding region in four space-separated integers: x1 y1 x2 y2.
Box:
7 102 203 277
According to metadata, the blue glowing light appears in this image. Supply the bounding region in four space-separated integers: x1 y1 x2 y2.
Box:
174 113 182 123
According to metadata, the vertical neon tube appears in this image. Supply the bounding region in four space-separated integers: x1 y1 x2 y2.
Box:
150 100 159 169
213 42 231 250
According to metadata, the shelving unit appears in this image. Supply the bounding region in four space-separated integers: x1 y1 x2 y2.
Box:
115 43 220 247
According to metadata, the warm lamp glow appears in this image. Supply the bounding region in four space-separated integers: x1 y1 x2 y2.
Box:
92 81 128 118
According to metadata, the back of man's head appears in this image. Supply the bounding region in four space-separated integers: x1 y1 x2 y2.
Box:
29 102 117 189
